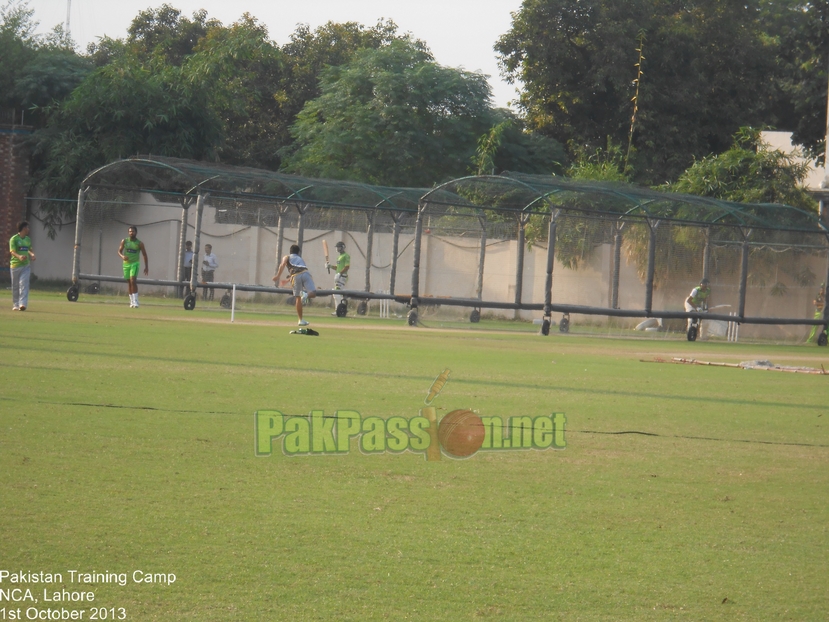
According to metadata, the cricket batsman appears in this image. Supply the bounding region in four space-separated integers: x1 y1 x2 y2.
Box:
327 241 350 316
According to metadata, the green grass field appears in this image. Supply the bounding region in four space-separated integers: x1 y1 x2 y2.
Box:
2 292 828 620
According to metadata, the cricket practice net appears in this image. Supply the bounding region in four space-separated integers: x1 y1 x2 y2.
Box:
49 157 829 344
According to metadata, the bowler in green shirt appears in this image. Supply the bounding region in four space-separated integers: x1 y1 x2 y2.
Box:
9 220 36 311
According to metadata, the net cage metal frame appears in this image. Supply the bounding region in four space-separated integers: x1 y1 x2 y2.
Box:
67 156 829 341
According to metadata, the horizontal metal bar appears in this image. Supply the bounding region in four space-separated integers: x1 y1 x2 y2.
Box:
77 275 410 302
74 275 828 326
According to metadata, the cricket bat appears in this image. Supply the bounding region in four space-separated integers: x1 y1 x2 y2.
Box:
322 240 330 273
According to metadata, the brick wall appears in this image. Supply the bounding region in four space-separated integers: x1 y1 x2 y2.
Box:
0 123 32 269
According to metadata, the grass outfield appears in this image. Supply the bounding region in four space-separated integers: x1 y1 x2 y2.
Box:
1 292 828 620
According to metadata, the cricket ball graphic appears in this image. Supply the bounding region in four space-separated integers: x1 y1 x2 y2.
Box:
438 409 485 458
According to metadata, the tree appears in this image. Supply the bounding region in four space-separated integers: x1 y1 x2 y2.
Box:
496 0 785 184
13 44 92 126
1 1 92 130
669 127 816 211
764 0 829 162
125 4 220 66
280 20 399 113
621 128 819 288
488 110 566 176
30 54 221 211
0 0 39 109
282 38 494 187
183 14 286 169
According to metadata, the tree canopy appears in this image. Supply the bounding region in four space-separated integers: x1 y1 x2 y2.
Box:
496 0 820 184
0 0 91 123
1 0 824 222
669 127 816 211
283 38 496 186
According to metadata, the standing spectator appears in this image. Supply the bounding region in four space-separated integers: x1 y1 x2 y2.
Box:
182 240 193 296
9 221 36 311
184 240 194 279
118 225 149 308
201 244 218 301
273 244 316 326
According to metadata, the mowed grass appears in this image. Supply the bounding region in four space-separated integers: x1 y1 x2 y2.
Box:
1 292 828 621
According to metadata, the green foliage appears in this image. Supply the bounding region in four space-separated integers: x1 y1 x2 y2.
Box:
0 0 90 121
184 15 286 169
34 14 409 196
528 141 628 269
566 140 630 182
472 120 511 176
283 38 493 187
125 4 221 66
762 0 829 162
0 0 37 108
496 0 788 184
13 49 91 119
620 127 820 287
30 55 221 221
490 110 567 176
279 19 400 124
669 127 816 211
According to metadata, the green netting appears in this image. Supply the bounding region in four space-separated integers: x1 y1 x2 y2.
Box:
81 156 826 234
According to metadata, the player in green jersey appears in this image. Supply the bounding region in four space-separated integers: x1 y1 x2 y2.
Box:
9 221 36 311
807 283 825 343
326 241 350 316
118 226 149 307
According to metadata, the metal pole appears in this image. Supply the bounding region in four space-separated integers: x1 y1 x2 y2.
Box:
411 204 425 304
821 231 829 339
275 204 285 273
514 214 527 318
544 211 559 314
476 213 487 300
364 211 374 294
176 200 189 297
190 193 207 294
611 221 623 309
702 226 711 281
737 229 751 320
71 187 87 284
822 47 829 201
389 213 401 295
644 220 658 315
96 223 103 288
296 204 305 251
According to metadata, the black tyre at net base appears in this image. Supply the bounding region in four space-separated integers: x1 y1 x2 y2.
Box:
407 310 417 326
357 301 368 315
687 325 697 341
183 295 196 311
469 309 481 323
541 319 550 336
818 332 828 347
66 286 79 302
336 301 348 317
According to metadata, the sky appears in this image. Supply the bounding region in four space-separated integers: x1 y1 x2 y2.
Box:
24 0 525 108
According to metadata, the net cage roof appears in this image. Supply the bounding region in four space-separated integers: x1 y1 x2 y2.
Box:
82 156 827 234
